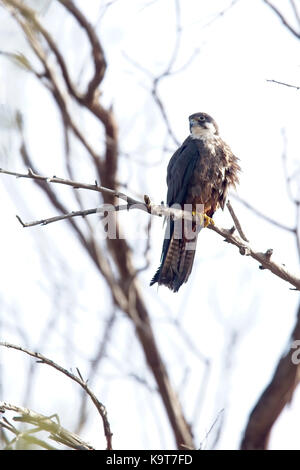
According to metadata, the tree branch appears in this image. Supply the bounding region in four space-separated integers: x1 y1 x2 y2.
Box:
226 200 249 242
266 79 300 91
57 0 107 102
1 167 300 292
232 193 296 233
0 167 139 206
241 301 300 449
263 0 300 39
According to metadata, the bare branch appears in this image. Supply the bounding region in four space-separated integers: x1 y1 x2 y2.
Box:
263 0 300 39
123 0 183 147
209 222 300 291
15 204 142 227
232 193 296 233
241 301 300 449
16 208 99 227
0 167 138 206
206 0 241 26
1 167 300 291
76 310 117 434
226 200 249 242
199 409 224 450
0 342 113 450
266 79 300 90
57 0 107 102
289 0 300 26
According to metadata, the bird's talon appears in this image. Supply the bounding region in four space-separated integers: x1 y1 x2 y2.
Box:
203 214 214 227
193 212 214 227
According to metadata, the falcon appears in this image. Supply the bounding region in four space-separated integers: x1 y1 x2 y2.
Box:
150 112 240 292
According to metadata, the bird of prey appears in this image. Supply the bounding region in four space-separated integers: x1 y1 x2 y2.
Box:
150 112 240 292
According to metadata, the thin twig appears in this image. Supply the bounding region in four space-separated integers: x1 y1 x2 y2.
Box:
289 0 300 26
226 200 249 242
263 0 300 39
123 0 183 147
199 409 224 450
57 0 107 102
0 167 138 206
15 205 132 227
209 222 300 290
16 208 98 227
266 79 300 90
76 310 117 434
232 193 295 233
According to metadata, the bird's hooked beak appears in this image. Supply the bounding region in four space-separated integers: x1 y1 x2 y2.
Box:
189 119 197 130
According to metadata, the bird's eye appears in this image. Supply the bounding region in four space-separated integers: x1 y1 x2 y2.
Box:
199 116 205 121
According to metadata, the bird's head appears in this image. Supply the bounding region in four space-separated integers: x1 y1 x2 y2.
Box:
189 112 219 138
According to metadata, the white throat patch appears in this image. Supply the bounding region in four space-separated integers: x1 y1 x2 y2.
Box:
190 122 216 140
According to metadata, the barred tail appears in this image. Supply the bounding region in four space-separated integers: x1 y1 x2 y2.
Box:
150 220 198 292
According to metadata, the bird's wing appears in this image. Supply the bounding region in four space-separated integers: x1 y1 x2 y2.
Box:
166 136 200 206
157 137 200 267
